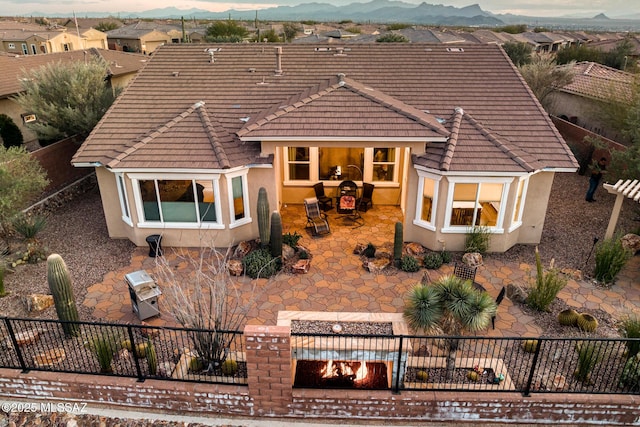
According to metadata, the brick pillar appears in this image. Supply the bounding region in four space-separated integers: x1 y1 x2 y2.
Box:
244 325 292 416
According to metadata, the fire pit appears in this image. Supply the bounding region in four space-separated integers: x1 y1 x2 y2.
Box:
294 359 389 389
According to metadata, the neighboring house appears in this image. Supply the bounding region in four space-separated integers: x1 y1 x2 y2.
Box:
0 49 147 146
72 43 577 252
0 28 85 55
547 61 636 144
106 25 171 54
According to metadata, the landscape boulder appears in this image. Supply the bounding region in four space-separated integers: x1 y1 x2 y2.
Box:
621 233 640 254
462 252 483 267
24 294 54 312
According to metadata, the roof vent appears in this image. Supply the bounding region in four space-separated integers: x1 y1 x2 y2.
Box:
274 46 283 76
334 47 346 56
337 73 346 86
172 71 179 77
454 107 464 115
446 47 464 52
205 47 221 63
248 67 256 73
314 47 332 52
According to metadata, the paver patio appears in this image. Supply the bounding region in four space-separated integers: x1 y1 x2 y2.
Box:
82 204 639 338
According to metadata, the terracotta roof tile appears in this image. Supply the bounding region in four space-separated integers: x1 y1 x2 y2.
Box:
74 43 577 172
558 61 634 103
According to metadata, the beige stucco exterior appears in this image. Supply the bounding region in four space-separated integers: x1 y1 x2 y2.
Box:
108 30 171 54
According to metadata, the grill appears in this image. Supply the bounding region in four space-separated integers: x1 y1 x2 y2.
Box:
125 270 162 320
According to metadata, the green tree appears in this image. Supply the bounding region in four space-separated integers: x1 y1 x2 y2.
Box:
255 28 280 43
282 22 300 42
518 53 574 110
0 146 49 247
376 33 409 43
386 23 410 30
13 57 119 144
495 24 527 34
403 275 496 379
555 44 602 65
0 114 24 148
602 38 637 71
503 41 533 67
95 21 119 32
205 19 248 42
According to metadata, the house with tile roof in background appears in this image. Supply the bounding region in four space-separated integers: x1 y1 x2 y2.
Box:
72 43 578 252
0 49 148 147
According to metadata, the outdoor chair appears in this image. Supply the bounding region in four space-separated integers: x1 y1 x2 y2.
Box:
357 182 374 212
491 286 506 330
313 182 333 211
304 197 331 236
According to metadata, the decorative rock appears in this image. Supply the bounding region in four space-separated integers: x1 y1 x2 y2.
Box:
353 243 367 255
282 244 295 262
140 321 160 338
158 361 175 377
227 259 243 276
233 241 253 259
33 348 66 367
462 252 483 267
172 349 198 380
621 233 640 254
292 259 311 274
405 242 426 256
561 268 583 281
12 328 47 346
364 256 391 273
24 294 54 312
506 284 526 304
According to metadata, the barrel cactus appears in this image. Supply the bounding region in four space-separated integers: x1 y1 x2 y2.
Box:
522 339 539 353
257 187 270 247
577 313 598 332
47 254 80 337
269 211 282 259
558 308 579 326
393 222 403 263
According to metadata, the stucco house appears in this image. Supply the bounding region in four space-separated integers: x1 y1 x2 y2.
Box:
0 49 147 146
72 43 577 252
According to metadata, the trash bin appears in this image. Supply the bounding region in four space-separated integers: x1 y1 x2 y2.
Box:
146 234 163 257
125 270 162 320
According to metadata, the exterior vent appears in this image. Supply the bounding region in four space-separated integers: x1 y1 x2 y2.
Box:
446 47 464 52
314 47 332 52
275 46 283 76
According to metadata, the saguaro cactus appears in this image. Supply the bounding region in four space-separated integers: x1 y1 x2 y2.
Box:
257 187 270 246
270 211 282 258
47 253 80 337
394 221 403 264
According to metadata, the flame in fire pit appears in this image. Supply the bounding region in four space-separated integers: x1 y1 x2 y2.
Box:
321 360 369 383
294 359 389 389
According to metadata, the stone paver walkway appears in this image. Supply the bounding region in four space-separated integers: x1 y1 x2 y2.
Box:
83 204 639 338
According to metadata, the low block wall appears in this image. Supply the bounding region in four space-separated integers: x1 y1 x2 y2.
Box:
1 325 638 425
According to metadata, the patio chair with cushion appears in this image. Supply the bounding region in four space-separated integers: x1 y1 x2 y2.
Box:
313 182 333 211
304 197 331 236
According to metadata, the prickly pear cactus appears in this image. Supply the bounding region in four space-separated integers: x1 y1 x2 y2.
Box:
270 211 282 258
257 187 270 246
47 254 80 337
394 221 403 262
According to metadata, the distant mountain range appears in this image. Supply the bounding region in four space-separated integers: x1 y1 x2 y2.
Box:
22 0 640 30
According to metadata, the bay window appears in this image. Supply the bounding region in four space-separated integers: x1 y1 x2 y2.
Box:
509 177 529 232
444 178 510 232
414 172 441 230
227 171 251 228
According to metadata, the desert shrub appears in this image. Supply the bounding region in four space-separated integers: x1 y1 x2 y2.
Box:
400 255 420 272
593 236 632 284
526 247 567 312
221 359 238 376
422 252 443 270
87 329 122 373
283 231 302 248
363 243 376 258
12 213 47 240
242 248 280 279
619 353 640 391
298 250 309 260
574 341 606 383
619 313 640 358
440 250 452 264
464 226 491 254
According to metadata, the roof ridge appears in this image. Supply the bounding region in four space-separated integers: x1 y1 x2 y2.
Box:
195 102 231 169
439 107 464 171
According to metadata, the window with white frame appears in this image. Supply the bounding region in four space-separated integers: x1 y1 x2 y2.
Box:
510 177 529 231
115 173 132 226
21 43 28 54
413 172 441 230
284 146 400 184
133 175 222 228
444 178 510 232
227 171 251 228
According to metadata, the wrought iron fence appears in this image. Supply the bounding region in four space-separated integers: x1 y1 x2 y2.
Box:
0 317 247 385
291 332 640 396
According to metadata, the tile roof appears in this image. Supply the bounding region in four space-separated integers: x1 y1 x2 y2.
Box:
0 49 147 98
74 43 577 172
558 61 635 103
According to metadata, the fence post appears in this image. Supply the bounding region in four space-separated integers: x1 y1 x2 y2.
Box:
3 318 29 373
127 324 144 382
393 335 404 394
523 338 543 397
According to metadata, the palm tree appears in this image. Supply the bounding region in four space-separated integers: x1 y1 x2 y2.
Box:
403 275 497 379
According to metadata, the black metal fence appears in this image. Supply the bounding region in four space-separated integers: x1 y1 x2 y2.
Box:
1 317 247 385
291 332 640 396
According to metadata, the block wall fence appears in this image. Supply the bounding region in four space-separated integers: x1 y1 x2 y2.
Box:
1 326 638 425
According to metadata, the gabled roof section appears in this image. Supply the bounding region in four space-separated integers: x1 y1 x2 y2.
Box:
238 74 450 140
415 108 538 173
557 61 635 104
102 101 260 170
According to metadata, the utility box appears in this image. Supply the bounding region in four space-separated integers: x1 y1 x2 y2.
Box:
125 270 161 320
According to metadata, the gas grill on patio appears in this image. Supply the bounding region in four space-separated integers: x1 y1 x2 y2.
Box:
125 270 162 320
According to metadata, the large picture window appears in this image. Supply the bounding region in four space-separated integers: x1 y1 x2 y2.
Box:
444 178 510 232
133 176 221 228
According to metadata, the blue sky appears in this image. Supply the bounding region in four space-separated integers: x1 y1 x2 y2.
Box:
0 0 635 18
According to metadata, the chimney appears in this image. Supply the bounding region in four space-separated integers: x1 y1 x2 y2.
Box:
274 46 282 76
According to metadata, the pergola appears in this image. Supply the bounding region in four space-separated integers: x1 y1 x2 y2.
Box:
603 179 640 239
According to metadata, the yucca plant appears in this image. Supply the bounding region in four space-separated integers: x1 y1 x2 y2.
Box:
619 313 640 358
593 236 632 284
11 213 47 241
526 247 567 312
